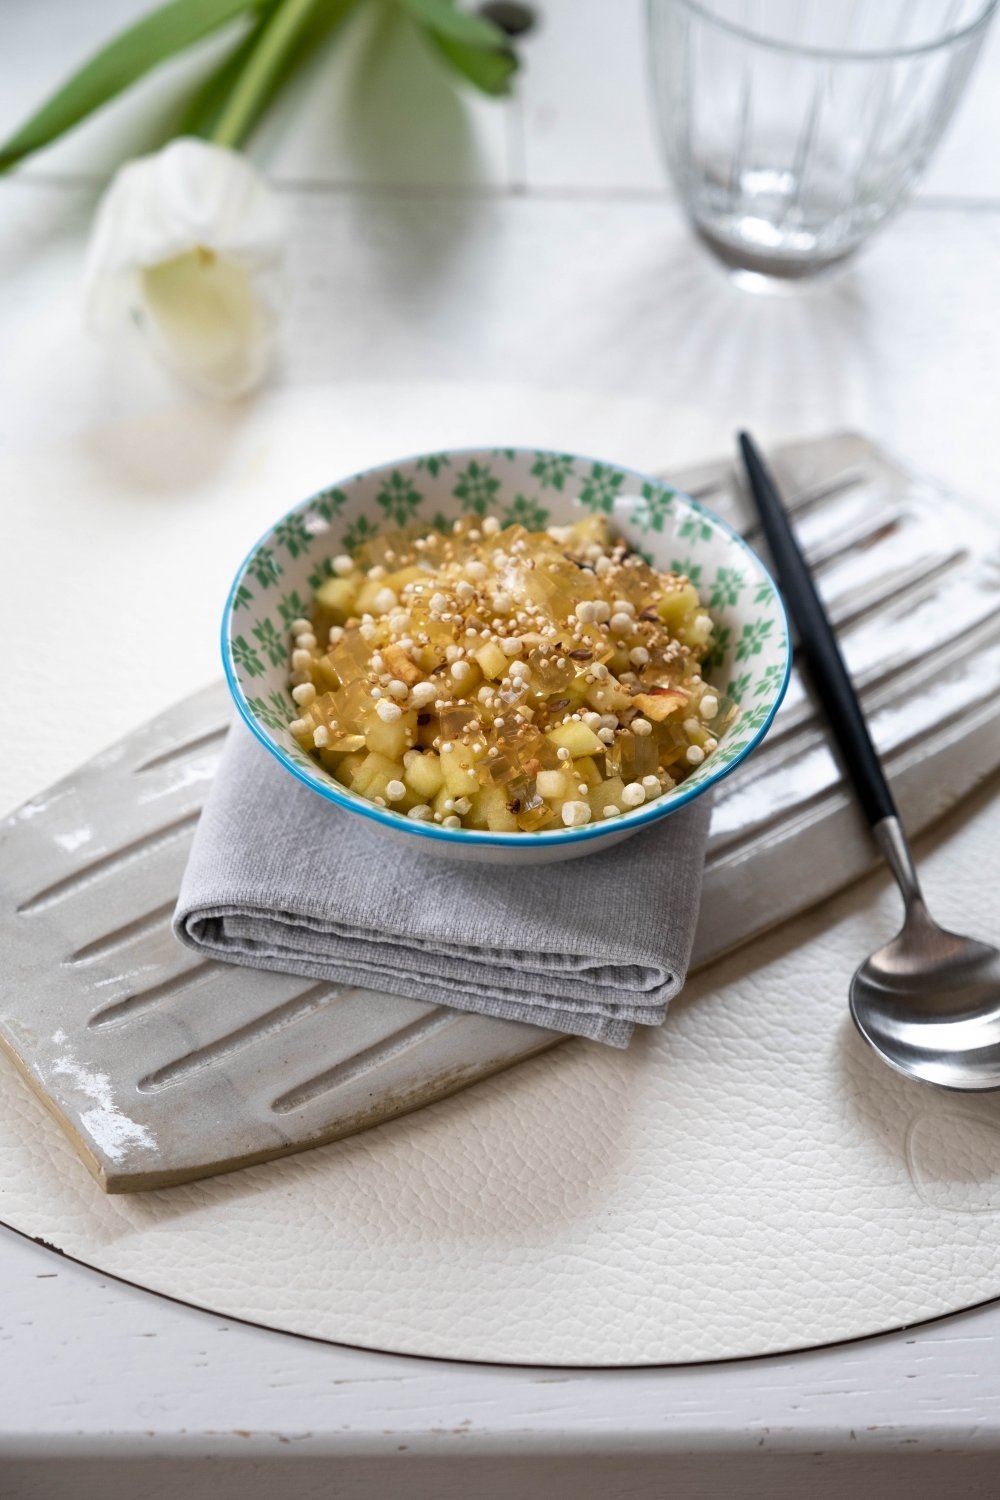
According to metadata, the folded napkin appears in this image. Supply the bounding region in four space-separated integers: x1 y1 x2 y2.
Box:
174 726 712 1046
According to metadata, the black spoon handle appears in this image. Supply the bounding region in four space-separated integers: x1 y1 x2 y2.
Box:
738 431 897 829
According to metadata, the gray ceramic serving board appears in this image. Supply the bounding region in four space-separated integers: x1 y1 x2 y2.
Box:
2 432 998 1192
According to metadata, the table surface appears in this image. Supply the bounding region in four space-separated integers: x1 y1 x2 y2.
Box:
2 3 1000 1495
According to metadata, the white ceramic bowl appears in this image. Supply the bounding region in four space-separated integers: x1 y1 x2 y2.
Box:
223 447 790 863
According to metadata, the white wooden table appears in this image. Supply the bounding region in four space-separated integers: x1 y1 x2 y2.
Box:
2 4 1000 1495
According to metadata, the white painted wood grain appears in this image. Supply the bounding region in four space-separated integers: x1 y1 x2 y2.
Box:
2 1223 1000 1499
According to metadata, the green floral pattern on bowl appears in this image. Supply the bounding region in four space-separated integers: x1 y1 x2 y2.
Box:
223 447 790 850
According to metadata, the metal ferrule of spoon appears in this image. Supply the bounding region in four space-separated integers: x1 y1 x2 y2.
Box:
739 431 1000 1091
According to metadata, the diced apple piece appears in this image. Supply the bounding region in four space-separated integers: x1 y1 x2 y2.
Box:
475 640 508 681
333 751 367 787
572 755 603 788
385 564 426 591
416 642 448 673
432 785 456 818
470 785 519 832
632 689 689 722
463 795 489 830
656 582 700 630
314 576 358 625
318 744 358 774
364 708 416 761
584 678 632 715
562 674 592 707
355 577 393 614
679 612 714 654
546 720 604 757
440 743 480 796
350 751 400 799
536 768 573 801
364 720 406 760
404 751 444 800
567 514 611 549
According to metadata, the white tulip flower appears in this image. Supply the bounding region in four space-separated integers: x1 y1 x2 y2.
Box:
83 137 286 398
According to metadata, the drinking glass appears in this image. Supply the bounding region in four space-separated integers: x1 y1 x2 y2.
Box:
646 0 998 287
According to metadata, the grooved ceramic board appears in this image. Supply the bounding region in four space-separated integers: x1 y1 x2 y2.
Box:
1 434 999 1194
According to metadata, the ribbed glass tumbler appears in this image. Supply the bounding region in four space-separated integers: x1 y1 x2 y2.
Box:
647 0 998 286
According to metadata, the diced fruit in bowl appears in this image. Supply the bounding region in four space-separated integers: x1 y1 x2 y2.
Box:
284 512 739 834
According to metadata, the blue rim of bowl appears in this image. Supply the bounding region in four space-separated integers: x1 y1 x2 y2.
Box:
222 446 792 848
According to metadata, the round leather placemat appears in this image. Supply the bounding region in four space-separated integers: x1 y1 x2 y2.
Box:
2 780 999 1366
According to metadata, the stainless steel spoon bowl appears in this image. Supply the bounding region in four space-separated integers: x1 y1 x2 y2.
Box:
849 817 1000 1090
740 432 1000 1092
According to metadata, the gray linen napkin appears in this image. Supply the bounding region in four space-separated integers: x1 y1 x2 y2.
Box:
173 725 712 1047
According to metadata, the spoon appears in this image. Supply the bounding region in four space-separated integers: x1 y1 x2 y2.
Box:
739 431 1000 1091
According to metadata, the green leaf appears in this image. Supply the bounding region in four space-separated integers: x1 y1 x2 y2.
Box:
211 0 334 148
425 29 516 94
0 0 263 173
180 0 357 144
396 0 507 49
177 5 277 139
398 0 516 95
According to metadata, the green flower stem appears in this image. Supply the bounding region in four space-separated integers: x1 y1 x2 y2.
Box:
210 0 323 148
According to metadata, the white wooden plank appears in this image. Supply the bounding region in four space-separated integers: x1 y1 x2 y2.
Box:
519 0 665 192
920 15 1000 200
2 1222 1000 1500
